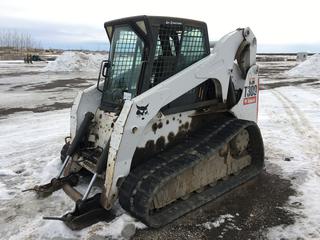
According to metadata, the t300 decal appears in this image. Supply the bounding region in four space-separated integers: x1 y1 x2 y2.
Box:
243 79 257 105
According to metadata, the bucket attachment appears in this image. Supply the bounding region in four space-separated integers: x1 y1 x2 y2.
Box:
43 193 115 230
22 174 79 198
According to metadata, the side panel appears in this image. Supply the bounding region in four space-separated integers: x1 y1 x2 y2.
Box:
70 84 102 138
231 65 259 122
137 111 194 149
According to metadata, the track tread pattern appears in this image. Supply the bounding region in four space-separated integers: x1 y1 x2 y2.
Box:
119 118 264 227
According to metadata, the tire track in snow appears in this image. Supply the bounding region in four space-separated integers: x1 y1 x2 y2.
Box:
270 89 320 156
267 88 320 240
275 89 319 134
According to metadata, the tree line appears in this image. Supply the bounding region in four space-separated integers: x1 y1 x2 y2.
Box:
0 29 42 50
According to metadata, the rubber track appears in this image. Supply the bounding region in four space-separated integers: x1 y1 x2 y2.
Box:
119 118 264 228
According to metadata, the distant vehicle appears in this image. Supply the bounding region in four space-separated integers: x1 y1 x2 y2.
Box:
297 52 308 62
24 54 44 63
31 55 43 61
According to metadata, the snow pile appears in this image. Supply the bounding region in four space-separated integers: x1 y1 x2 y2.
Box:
286 53 320 78
202 214 235 230
93 214 146 239
201 213 242 238
0 110 146 240
44 51 107 72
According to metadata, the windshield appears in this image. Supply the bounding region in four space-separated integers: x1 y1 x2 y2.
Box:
102 25 144 105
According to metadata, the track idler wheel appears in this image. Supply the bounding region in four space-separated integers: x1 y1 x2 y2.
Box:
230 129 249 156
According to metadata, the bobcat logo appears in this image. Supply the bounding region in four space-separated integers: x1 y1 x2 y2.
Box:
136 104 149 117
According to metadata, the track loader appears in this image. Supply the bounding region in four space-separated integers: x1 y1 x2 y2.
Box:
26 15 264 229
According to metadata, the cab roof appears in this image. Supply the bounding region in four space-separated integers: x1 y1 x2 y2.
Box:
104 15 207 29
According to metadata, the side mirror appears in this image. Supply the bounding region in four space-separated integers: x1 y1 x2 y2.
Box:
97 60 111 92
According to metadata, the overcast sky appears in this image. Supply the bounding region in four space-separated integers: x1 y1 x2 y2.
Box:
1 0 320 52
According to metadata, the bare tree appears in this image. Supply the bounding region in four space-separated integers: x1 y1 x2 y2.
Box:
0 29 41 51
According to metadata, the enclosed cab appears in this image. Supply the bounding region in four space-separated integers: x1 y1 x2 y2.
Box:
100 16 215 113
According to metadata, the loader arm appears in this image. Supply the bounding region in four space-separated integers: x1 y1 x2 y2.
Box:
102 27 257 208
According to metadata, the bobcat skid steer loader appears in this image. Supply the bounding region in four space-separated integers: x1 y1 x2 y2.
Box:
25 15 264 230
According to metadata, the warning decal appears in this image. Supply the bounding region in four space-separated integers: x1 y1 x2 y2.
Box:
243 96 257 105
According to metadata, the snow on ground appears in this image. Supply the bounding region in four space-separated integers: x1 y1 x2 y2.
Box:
0 60 48 74
0 110 145 240
0 58 145 239
44 51 107 72
202 214 236 229
0 61 97 111
200 213 242 239
259 86 320 239
286 53 320 78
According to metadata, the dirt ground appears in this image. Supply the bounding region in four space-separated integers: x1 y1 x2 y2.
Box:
0 77 94 116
